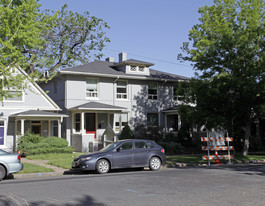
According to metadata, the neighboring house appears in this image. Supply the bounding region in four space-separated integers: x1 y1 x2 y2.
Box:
39 52 189 152
0 68 66 152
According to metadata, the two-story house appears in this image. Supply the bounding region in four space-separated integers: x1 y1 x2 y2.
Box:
40 52 189 152
0 67 66 152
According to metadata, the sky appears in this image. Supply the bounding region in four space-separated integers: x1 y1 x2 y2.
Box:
39 0 214 78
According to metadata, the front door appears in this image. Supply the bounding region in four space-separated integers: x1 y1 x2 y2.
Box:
85 113 96 138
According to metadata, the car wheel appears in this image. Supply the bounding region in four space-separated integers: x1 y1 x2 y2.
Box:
96 159 110 174
0 165 6 181
149 157 161 171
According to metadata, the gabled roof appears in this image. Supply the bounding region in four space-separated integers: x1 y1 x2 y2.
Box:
59 60 189 81
10 110 67 120
17 67 61 111
68 101 126 112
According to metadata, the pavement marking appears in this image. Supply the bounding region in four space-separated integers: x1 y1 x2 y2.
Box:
127 189 137 193
138 194 157 197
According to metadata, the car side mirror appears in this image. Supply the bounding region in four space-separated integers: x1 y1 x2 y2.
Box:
116 147 122 152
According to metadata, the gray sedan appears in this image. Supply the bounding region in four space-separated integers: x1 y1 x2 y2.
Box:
72 139 166 174
0 149 23 180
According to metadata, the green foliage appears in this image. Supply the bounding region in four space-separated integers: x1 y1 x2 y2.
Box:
158 142 185 155
133 124 164 142
119 125 134 140
17 134 73 157
177 0 265 155
40 4 110 73
0 0 51 101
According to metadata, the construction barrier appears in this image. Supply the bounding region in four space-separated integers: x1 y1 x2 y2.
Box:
201 132 234 165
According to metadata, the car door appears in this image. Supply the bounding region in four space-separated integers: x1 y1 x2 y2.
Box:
133 141 151 167
111 141 134 168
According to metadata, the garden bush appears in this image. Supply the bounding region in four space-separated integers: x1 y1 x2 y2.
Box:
158 142 185 155
119 125 134 140
17 134 73 156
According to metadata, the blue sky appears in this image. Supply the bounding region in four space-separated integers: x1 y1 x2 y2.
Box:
39 0 214 78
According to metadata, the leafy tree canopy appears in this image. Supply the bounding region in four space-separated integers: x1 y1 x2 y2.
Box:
0 1 110 101
178 0 265 155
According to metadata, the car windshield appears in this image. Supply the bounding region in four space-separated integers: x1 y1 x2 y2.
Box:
99 142 119 152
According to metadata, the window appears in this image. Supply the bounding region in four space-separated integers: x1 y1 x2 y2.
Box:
173 86 178 101
130 66 136 71
119 142 133 150
0 121 4 146
86 78 98 98
5 90 23 101
74 113 81 133
115 113 128 132
138 66 145 72
148 83 158 100
116 81 127 99
147 113 158 126
135 141 149 149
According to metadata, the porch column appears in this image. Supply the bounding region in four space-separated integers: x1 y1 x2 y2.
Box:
81 112 85 134
178 115 181 130
13 119 18 153
58 119 62 138
20 119 25 136
48 120 51 136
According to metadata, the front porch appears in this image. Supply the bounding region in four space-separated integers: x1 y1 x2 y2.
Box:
68 102 126 152
11 110 67 152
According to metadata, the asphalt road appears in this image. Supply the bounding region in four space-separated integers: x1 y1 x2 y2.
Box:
1 164 265 206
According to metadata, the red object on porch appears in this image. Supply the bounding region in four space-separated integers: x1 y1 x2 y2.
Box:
86 131 96 139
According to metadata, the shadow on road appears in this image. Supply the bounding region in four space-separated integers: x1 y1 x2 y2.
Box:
0 194 106 206
177 163 265 176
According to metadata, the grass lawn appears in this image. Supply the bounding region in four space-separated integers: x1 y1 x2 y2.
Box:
166 154 265 164
22 152 265 174
18 163 54 174
26 153 84 169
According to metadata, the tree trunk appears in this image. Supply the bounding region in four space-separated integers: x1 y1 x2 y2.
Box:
243 120 251 156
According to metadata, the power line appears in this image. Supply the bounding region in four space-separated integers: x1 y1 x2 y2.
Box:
103 48 193 68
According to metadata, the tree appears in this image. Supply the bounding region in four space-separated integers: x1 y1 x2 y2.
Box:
0 1 110 101
0 0 50 101
178 0 265 155
37 4 110 73
119 125 134 140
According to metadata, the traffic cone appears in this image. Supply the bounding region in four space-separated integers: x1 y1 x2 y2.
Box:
214 150 221 165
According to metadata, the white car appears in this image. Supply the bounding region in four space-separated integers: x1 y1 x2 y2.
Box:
0 149 23 180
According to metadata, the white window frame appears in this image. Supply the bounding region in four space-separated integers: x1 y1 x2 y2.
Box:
116 80 128 100
73 113 81 134
3 87 24 102
86 78 99 99
148 83 158 100
114 113 128 132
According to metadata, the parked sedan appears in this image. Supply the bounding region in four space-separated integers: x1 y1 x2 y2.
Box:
72 139 166 174
0 149 23 180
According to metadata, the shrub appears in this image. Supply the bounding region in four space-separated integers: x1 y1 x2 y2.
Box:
17 135 73 156
17 132 43 156
119 125 134 140
158 142 185 155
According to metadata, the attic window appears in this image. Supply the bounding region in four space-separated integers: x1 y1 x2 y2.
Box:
130 66 136 71
139 66 145 72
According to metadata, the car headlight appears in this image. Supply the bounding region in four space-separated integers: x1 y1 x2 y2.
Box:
81 157 92 161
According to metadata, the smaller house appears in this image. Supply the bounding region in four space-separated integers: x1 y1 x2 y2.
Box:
0 68 66 152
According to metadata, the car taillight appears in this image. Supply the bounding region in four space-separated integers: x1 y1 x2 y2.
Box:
161 149 165 153
17 154 21 160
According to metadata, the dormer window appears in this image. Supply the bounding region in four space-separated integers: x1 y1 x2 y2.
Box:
130 66 136 72
139 66 145 72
